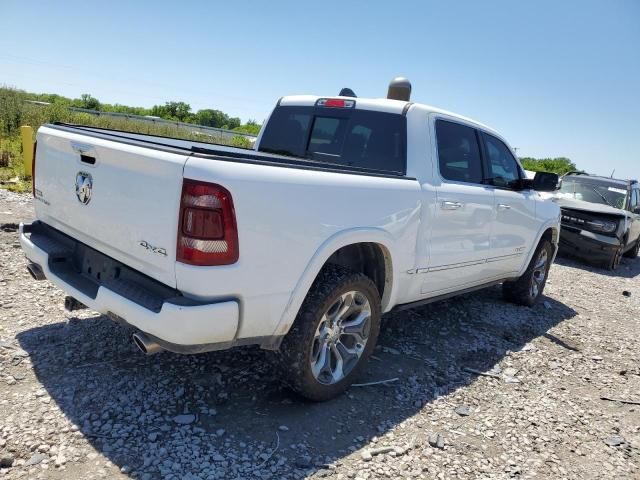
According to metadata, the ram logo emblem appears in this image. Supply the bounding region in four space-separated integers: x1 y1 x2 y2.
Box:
75 172 93 205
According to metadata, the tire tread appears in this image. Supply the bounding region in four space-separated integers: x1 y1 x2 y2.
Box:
278 264 381 401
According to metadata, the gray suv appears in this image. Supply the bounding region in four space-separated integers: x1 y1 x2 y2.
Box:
554 173 640 269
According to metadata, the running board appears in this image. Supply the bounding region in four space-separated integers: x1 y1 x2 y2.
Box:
390 278 512 313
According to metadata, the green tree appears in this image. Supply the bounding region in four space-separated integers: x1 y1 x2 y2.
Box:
225 116 241 130
76 93 101 110
193 109 228 128
151 101 192 121
165 101 192 121
520 157 578 175
0 87 25 135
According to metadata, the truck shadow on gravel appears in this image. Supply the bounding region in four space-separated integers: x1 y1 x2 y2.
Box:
554 252 640 279
17 288 576 479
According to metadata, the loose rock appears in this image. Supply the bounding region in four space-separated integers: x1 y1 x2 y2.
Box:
173 414 196 425
0 454 14 468
454 405 470 416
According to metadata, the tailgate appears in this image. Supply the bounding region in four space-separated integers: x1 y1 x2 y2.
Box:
34 125 189 288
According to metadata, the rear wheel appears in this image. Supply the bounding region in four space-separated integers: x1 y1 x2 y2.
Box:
623 237 640 259
278 265 381 401
503 239 553 307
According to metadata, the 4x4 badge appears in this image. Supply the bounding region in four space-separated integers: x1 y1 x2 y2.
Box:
75 172 92 205
139 240 167 257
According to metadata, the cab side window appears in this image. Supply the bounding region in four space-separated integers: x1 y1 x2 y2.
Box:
482 133 521 187
435 120 483 184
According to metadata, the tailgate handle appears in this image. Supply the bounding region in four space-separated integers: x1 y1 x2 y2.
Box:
72 143 97 165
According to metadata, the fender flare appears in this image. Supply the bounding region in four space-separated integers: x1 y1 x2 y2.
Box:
517 220 560 277
272 228 398 337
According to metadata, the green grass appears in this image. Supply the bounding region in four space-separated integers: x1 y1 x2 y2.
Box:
0 87 253 193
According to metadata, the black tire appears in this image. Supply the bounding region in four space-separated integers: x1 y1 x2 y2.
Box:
278 264 381 401
503 239 554 307
607 246 623 270
623 237 640 259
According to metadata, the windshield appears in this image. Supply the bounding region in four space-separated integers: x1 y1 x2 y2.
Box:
258 106 406 175
557 178 628 209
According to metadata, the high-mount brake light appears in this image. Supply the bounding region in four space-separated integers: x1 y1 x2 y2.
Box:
177 179 239 266
316 98 355 108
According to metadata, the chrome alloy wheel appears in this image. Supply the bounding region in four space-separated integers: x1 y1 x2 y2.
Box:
310 290 372 385
530 249 548 298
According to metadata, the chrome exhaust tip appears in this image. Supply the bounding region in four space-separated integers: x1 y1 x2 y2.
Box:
27 262 46 281
132 332 162 355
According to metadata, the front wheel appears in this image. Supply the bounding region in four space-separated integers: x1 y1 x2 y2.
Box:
607 246 623 270
278 265 381 401
503 239 553 307
623 237 640 259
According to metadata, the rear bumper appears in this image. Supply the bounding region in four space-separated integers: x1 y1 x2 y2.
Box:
558 226 621 264
19 222 239 350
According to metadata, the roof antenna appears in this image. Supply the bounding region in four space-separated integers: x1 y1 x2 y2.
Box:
610 169 615 178
339 88 357 98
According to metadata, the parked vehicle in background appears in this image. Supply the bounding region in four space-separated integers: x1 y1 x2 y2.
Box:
20 78 561 400
554 172 640 269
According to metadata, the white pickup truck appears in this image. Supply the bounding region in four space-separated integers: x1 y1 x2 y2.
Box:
20 79 561 400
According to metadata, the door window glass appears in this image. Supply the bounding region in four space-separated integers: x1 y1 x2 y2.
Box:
482 134 521 187
435 120 483 183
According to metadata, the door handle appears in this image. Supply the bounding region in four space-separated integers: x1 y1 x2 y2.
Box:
441 201 463 210
497 204 512 210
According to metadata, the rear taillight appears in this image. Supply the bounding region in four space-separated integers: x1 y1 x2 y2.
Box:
31 141 37 197
177 179 239 266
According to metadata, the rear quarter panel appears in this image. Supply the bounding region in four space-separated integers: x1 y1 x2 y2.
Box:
178 157 421 340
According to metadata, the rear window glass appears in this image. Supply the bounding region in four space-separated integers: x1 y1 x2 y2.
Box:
259 106 406 175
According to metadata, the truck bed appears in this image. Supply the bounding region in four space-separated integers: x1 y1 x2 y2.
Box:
51 123 413 179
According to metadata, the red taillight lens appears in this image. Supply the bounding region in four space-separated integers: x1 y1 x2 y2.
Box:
182 208 224 239
32 141 37 197
177 179 238 266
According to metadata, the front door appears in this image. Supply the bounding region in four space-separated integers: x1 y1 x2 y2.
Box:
627 188 640 250
480 132 538 275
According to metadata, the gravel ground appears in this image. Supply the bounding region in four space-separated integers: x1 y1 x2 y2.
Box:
0 188 638 479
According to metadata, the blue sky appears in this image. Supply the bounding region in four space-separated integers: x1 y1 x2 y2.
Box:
1 0 638 178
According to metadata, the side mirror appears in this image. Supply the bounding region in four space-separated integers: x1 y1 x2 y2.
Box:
531 172 560 192
634 206 640 215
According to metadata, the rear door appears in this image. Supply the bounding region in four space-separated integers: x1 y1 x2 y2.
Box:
34 125 188 288
479 132 538 275
422 118 494 294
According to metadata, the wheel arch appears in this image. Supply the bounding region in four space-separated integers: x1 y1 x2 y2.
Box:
273 228 397 338
518 223 560 277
